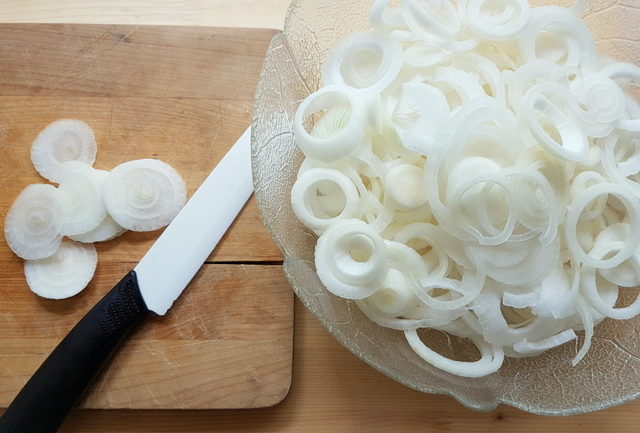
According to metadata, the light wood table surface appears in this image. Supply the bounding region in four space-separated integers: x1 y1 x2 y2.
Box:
1 1 639 432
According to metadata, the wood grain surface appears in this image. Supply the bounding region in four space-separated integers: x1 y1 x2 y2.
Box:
43 302 639 433
0 24 292 410
0 5 639 433
0 0 290 30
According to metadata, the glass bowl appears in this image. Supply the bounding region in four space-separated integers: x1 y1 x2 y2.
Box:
251 0 640 415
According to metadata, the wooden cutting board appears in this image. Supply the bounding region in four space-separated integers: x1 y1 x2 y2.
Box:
0 24 291 410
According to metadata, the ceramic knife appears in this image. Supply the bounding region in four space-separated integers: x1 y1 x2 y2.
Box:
0 127 254 433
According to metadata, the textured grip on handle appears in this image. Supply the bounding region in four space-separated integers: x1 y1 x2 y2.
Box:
0 270 150 433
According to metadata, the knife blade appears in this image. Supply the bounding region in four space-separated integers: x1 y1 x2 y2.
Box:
135 126 253 315
0 127 254 433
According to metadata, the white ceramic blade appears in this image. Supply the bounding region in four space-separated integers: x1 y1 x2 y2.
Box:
134 127 253 315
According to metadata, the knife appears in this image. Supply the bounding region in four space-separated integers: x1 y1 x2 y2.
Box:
0 127 254 433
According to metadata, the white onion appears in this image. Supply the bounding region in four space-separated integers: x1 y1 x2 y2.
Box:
402 0 478 52
520 82 589 162
392 82 450 141
592 224 640 287
581 248 640 320
322 31 404 96
315 219 387 299
289 0 640 378
392 223 450 277
31 119 97 183
519 6 596 70
384 163 428 210
69 214 126 243
599 62 640 132
403 0 461 39
460 0 531 41
4 184 64 260
57 163 107 236
291 167 360 231
293 85 366 162
572 297 594 365
513 329 577 355
470 287 570 347
404 42 449 68
405 329 504 378
104 158 187 232
565 183 640 269
369 0 406 31
24 240 97 300
448 52 502 97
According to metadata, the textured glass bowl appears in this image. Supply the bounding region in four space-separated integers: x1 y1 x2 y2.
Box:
251 0 640 415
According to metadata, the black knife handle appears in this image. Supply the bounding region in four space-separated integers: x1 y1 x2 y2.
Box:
0 270 150 433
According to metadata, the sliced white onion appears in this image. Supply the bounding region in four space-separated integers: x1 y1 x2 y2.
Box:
426 67 486 111
367 268 417 316
448 171 516 245
104 159 187 232
288 0 640 378
369 0 406 31
57 164 107 236
565 183 640 269
599 62 640 132
503 290 539 309
384 164 428 210
438 315 483 339
291 167 360 231
531 262 579 319
448 52 502 98
570 75 626 138
601 132 640 195
598 242 640 287
506 168 559 244
69 214 126 243
581 247 640 320
520 82 589 162
392 82 450 140
310 105 352 140
356 298 463 330
460 0 531 40
322 31 404 95
519 6 596 70
505 59 569 112
402 0 461 39
592 224 640 287
4 184 64 260
366 94 384 134
404 42 449 69
470 287 569 346
294 86 366 162
405 329 504 378
24 240 97 299
468 237 560 286
392 223 450 278
402 0 478 52
416 271 486 310
569 171 607 221
572 296 594 365
315 219 387 299
445 98 523 167
517 147 575 214
428 225 476 270
513 329 577 355
476 40 519 71
31 119 97 183
427 102 526 244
